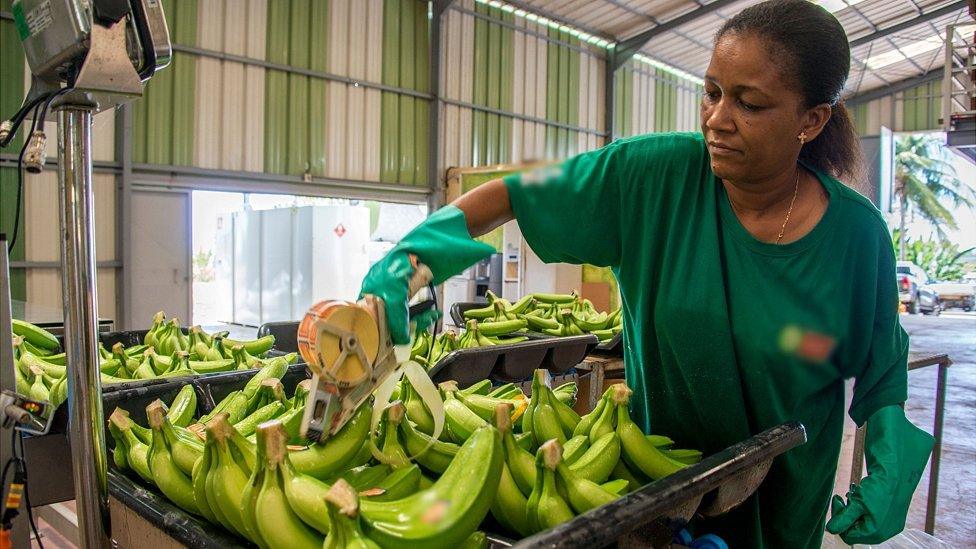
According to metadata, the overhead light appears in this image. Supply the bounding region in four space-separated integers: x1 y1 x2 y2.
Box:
862 36 943 70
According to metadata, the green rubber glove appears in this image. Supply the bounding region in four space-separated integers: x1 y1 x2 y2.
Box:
826 405 934 545
360 205 495 345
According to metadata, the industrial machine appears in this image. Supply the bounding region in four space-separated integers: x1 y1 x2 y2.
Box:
296 256 442 442
0 1 171 546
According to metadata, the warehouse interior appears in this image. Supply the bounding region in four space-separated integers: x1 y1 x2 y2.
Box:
1 0 974 547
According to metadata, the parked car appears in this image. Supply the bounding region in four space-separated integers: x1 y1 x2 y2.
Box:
924 280 975 311
896 261 940 315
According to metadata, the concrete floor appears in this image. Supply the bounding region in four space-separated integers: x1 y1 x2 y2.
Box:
834 311 975 548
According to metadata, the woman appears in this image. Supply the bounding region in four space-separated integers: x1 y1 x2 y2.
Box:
361 1 933 546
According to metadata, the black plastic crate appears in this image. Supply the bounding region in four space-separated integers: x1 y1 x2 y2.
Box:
101 368 805 549
451 301 621 355
427 334 597 388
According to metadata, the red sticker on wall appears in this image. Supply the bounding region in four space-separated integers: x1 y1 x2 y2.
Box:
334 223 346 238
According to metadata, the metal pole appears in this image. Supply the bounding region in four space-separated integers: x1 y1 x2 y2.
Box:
926 360 949 534
56 106 111 548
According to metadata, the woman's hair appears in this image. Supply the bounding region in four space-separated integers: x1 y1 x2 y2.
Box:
717 0 864 183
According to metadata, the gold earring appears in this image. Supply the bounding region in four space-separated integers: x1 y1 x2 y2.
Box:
797 132 808 145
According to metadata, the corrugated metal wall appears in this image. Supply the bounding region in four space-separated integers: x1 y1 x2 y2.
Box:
440 0 608 169
0 0 707 320
615 60 703 139
0 0 118 316
850 78 944 136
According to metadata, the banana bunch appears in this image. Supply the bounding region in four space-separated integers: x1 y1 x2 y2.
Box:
463 291 623 341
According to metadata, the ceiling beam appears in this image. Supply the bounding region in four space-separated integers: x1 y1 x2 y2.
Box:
500 0 617 43
611 0 740 71
845 68 942 105
848 0 967 48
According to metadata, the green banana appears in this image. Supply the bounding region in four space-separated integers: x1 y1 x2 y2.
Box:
12 319 60 351
143 311 166 347
456 390 528 424
242 358 289 400
514 431 534 452
401 378 435 435
210 391 250 425
665 448 703 464
360 426 503 549
600 478 630 496
462 303 494 320
613 385 686 480
108 418 130 472
289 403 371 480
562 434 590 464
192 429 218 524
478 318 528 337
231 344 263 370
530 292 577 304
569 431 620 484
551 391 581 436
648 434 675 449
610 459 648 492
163 421 204 477
490 459 532 537
495 403 536 497
530 371 566 447
507 295 537 316
373 402 411 470
440 381 488 443
234 401 286 438
553 381 578 407
549 439 618 513
247 422 323 548
487 382 518 398
324 480 380 549
27 366 50 402
399 417 459 475
291 379 313 408
222 334 276 357
109 409 153 483
458 379 492 396
199 389 242 424
587 391 617 444
526 440 575 534
146 401 199 515
524 313 561 332
336 463 391 492
204 415 254 537
362 464 422 502
166 385 197 428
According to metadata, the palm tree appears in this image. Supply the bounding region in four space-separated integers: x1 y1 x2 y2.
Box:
894 134 974 259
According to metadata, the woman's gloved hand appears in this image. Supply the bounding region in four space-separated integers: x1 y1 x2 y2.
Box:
360 205 495 345
826 405 934 545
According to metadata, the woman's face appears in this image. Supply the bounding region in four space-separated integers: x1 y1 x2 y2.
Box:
700 32 827 183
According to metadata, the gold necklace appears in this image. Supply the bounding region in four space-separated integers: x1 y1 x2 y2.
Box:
776 168 801 244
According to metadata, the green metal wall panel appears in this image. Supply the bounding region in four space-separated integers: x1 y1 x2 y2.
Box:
308 0 330 176
0 0 28 298
413 0 429 185
287 0 311 175
380 0 400 182
852 101 869 135
169 0 197 165
545 32 558 158
397 0 416 184
472 2 488 167
485 6 501 166
265 0 291 174
568 37 580 157
901 79 942 132
622 69 633 137
498 11 514 165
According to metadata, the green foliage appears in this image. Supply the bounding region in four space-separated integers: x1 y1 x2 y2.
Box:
894 134 974 236
892 230 974 281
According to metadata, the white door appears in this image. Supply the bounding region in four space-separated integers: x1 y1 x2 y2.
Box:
128 189 192 328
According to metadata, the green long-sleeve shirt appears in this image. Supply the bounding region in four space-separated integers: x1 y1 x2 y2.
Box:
504 132 907 548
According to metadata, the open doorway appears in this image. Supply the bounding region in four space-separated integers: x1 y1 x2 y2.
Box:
191 191 427 328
